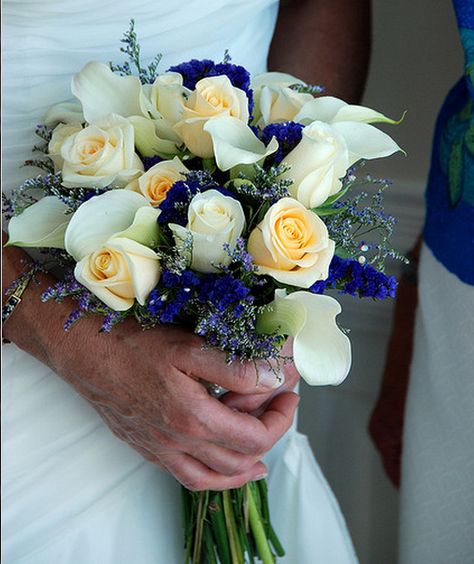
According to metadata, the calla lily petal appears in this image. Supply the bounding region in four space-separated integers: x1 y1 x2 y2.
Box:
204 117 278 171
257 290 351 386
65 190 150 261
112 206 161 248
294 97 347 124
44 101 84 126
128 115 180 158
295 96 401 126
332 121 404 166
71 61 143 123
7 196 71 249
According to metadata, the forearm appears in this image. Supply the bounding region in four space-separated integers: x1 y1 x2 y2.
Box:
2 238 94 369
268 0 371 103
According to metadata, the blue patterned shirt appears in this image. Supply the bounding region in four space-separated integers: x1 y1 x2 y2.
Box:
424 0 474 284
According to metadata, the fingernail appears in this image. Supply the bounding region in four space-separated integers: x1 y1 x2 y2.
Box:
257 363 285 389
253 472 268 481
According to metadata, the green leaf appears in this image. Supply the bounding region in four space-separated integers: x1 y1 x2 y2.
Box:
311 205 347 216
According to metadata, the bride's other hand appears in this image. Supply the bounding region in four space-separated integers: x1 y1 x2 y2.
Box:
3 241 299 491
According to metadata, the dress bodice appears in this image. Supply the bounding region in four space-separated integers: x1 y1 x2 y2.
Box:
2 0 279 193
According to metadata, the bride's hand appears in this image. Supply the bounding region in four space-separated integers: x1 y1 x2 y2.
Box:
3 242 299 491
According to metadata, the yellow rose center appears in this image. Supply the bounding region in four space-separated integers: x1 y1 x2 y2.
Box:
77 136 106 163
147 174 175 205
90 248 122 280
274 209 317 262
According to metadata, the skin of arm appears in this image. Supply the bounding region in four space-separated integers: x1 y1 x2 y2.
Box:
268 0 371 103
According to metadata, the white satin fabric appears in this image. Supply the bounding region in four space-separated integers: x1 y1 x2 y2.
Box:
2 2 358 562
399 245 474 564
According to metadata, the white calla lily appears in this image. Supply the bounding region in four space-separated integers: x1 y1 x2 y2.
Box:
7 196 71 249
331 121 404 166
64 190 151 261
204 117 278 171
257 290 351 386
294 96 401 125
44 101 84 126
128 115 181 158
71 61 143 123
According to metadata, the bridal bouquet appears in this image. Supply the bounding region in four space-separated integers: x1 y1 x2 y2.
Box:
5 21 404 564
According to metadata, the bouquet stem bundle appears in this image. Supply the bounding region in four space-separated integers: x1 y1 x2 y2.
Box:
183 480 284 564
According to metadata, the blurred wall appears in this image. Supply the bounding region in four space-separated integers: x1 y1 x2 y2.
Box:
298 1 463 563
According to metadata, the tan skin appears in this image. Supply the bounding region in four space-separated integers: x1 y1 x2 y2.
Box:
2 0 371 491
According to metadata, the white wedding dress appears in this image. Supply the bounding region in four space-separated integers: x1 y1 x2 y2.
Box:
2 2 358 562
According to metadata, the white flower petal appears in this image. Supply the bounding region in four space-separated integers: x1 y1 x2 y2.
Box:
112 206 161 247
74 258 134 311
71 61 143 123
332 104 401 124
287 292 352 385
44 101 84 126
107 237 161 305
129 115 180 157
251 72 304 90
65 190 150 261
332 121 404 166
204 117 278 171
294 96 347 124
7 196 70 248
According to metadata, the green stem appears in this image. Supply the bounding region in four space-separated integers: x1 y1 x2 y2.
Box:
192 491 207 563
247 484 275 564
222 490 244 564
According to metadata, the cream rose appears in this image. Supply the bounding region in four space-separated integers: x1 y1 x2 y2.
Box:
60 114 144 188
256 86 313 127
247 197 335 287
75 237 161 311
126 157 189 206
174 75 250 158
48 123 83 171
141 72 189 125
280 121 350 209
169 189 245 273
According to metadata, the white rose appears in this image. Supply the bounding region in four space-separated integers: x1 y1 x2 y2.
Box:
141 72 190 125
247 197 335 288
251 72 310 126
74 236 161 311
48 123 83 171
174 75 250 158
169 189 246 273
281 120 403 208
126 156 188 206
60 114 144 188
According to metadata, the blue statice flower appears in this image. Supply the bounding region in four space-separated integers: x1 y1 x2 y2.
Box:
310 255 397 300
144 269 200 323
143 155 163 170
167 58 254 114
157 179 202 226
198 273 252 312
261 121 304 164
